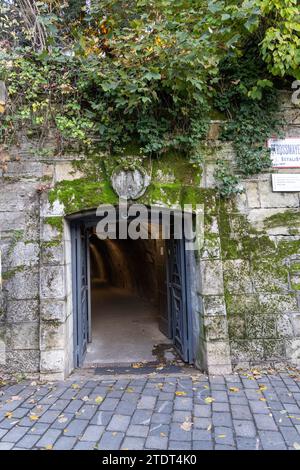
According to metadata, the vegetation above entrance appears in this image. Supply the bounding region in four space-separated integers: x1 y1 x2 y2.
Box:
0 1 299 194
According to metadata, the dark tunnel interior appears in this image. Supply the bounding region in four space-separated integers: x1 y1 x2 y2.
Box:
84 233 172 365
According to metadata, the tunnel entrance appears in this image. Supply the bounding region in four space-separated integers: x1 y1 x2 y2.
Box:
71 209 194 368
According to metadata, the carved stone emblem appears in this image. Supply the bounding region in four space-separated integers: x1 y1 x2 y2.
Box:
111 167 151 200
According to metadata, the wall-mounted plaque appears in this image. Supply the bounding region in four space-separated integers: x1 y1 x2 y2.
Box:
268 138 300 168
272 174 300 192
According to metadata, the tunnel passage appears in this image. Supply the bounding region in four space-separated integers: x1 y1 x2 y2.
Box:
84 234 172 365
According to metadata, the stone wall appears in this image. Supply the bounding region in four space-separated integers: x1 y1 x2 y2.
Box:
0 91 299 379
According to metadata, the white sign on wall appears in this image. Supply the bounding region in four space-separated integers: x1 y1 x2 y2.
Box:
268 138 300 168
272 174 300 192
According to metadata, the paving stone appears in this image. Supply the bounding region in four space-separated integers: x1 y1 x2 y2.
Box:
99 398 119 411
1 426 29 443
53 436 77 450
36 429 61 448
62 419 88 437
0 442 14 450
194 405 211 417
170 423 192 441
122 437 145 450
259 430 287 450
231 404 252 420
91 411 113 426
172 411 192 422
234 420 257 438
76 405 97 420
127 424 149 438
193 417 212 429
249 401 270 414
0 429 8 439
151 412 171 424
107 415 131 432
192 428 212 441
98 431 124 450
145 435 168 449
174 397 193 411
169 441 192 450
236 437 260 450
81 425 104 442
39 410 61 424
156 401 173 414
28 423 50 435
73 441 95 450
212 412 232 427
215 426 234 446
211 391 228 403
213 402 230 413
279 426 300 445
137 396 156 410
16 434 40 449
131 410 152 425
254 414 278 431
192 440 213 450
115 401 136 415
149 424 169 437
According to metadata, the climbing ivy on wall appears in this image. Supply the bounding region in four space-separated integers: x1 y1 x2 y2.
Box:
0 1 298 194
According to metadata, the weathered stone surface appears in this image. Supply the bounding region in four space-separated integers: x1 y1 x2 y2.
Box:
41 242 64 265
6 350 40 372
40 350 64 372
40 301 66 322
40 321 64 350
199 260 224 295
202 296 226 316
223 260 253 294
7 242 39 268
6 322 39 350
258 180 299 208
245 181 260 208
6 300 39 323
40 266 65 300
3 269 39 300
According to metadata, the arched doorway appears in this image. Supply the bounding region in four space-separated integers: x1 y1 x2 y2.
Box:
70 206 195 368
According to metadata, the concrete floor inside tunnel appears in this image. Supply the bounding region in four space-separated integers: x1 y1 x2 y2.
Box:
84 285 171 365
84 234 173 366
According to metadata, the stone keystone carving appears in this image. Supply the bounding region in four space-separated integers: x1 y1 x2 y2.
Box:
111 167 151 200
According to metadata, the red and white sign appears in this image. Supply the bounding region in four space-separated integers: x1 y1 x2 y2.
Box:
268 138 300 168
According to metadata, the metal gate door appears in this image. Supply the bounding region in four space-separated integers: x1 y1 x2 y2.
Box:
72 223 89 367
167 237 192 363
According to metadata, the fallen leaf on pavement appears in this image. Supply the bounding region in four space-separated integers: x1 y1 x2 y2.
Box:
175 391 187 396
204 397 215 404
229 387 239 393
180 421 192 431
95 396 104 404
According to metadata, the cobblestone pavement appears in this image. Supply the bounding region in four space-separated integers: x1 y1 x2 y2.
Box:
0 369 300 450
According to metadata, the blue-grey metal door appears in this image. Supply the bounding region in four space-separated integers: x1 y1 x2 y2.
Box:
72 223 89 367
167 237 193 363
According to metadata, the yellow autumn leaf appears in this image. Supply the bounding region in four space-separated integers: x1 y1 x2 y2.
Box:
71 383 80 389
45 444 53 450
259 397 267 402
132 362 144 369
5 412 13 419
204 396 215 404
175 391 187 396
218 434 226 438
258 384 267 392
29 414 39 421
229 387 240 393
125 387 134 393
180 421 192 431
95 396 104 404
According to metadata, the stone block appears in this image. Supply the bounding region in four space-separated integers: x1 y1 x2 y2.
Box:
6 322 39 350
290 313 300 336
40 321 65 350
202 295 226 316
4 269 39 300
245 181 260 208
259 179 299 208
40 349 64 372
246 314 277 339
276 313 293 338
41 241 64 265
205 340 232 374
203 316 229 341
54 162 83 182
285 338 300 365
8 242 39 268
6 350 40 373
40 266 65 300
223 260 253 293
40 300 66 322
199 260 224 295
6 300 39 323
230 339 264 363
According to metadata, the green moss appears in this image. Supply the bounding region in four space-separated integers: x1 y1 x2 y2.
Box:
2 265 25 280
264 210 300 229
291 282 300 291
44 216 63 232
48 179 118 214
